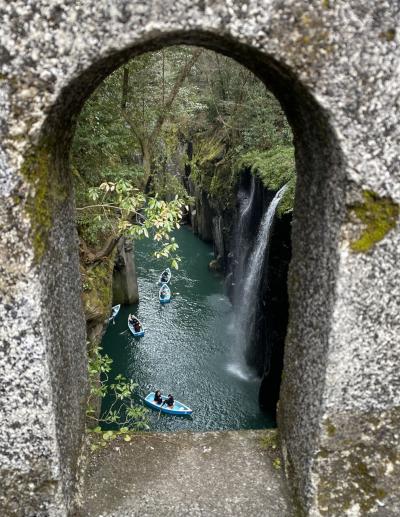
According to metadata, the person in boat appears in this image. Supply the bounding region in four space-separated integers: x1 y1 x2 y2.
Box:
134 320 141 332
160 286 167 299
128 313 138 325
154 390 162 405
162 394 174 408
161 271 168 283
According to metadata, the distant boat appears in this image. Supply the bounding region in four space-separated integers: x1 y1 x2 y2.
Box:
159 284 171 304
158 267 171 285
128 316 145 337
109 304 121 321
144 392 193 416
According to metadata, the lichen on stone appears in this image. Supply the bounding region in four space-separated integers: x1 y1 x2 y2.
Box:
348 190 399 253
324 418 336 437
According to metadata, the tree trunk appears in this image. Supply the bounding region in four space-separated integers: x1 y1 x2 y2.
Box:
142 142 152 188
80 235 121 264
121 66 129 111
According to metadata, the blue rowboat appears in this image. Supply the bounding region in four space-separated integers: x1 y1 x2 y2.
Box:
109 304 121 321
159 284 171 304
158 267 171 286
144 392 193 416
128 316 145 337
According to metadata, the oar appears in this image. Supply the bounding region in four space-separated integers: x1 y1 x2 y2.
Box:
119 329 129 335
156 391 166 420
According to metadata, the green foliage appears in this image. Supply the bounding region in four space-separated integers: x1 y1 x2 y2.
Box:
258 430 283 471
82 256 114 321
259 430 279 450
272 458 282 470
187 136 225 183
184 51 294 209
236 146 296 216
77 179 187 267
87 346 149 450
237 146 295 190
151 171 190 200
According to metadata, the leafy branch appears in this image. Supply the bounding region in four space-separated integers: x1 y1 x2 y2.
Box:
77 179 190 268
86 346 149 451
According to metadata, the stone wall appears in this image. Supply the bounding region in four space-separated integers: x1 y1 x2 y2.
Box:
0 1 399 515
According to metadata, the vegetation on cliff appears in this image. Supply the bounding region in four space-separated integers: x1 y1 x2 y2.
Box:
181 51 295 211
236 146 296 216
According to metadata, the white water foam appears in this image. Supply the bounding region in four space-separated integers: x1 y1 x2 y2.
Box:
228 183 288 378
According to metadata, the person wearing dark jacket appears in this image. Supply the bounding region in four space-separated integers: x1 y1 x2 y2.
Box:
154 390 162 405
162 394 174 408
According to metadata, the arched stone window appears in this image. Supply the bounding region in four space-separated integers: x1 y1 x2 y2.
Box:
1 3 398 515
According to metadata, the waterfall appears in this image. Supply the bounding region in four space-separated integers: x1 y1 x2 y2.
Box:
228 183 287 381
233 175 256 294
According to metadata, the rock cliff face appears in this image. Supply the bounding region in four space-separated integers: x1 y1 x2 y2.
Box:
187 177 236 273
112 238 139 306
187 167 292 419
81 253 116 346
258 212 292 416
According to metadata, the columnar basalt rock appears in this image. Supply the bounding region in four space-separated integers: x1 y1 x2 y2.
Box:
112 238 139 306
0 1 399 515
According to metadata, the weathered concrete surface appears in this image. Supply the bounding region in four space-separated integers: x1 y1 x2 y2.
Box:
1 1 400 515
78 430 291 517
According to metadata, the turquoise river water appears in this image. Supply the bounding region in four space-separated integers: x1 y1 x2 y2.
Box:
101 227 274 431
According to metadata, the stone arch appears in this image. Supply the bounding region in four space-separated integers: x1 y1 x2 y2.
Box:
26 30 344 514
1 3 399 516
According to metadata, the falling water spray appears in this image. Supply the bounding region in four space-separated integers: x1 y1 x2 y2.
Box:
228 183 288 380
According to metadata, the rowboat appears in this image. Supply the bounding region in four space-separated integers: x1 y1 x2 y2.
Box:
128 316 145 337
144 392 193 416
158 267 171 285
159 284 171 304
109 304 121 321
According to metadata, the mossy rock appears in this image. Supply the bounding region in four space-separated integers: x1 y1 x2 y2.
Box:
349 190 399 253
21 142 68 261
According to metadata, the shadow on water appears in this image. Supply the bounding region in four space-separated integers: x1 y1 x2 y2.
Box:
101 226 275 431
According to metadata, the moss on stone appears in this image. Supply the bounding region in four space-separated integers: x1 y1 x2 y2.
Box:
259 429 279 450
82 255 115 324
316 409 400 515
349 190 399 253
348 460 387 513
317 448 329 459
380 28 396 42
324 418 336 437
20 142 67 262
209 162 239 209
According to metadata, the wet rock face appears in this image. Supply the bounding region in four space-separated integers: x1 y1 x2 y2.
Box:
258 212 292 417
1 1 400 516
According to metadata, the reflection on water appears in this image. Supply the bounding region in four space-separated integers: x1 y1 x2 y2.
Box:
101 227 274 431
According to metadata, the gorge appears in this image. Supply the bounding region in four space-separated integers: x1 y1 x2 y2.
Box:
72 46 296 432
